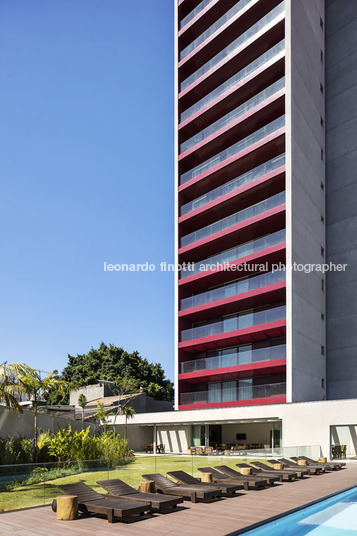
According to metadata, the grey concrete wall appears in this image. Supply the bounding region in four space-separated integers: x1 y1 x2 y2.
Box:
0 406 96 438
70 384 107 406
286 0 326 402
325 0 357 399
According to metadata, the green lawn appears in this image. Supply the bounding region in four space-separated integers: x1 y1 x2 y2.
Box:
0 455 251 512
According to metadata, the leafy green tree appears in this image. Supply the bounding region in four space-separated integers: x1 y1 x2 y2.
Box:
57 343 173 401
18 370 72 461
77 394 88 430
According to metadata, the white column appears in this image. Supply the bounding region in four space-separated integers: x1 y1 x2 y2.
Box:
153 424 157 454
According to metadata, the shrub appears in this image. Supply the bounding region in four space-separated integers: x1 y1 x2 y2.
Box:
0 436 34 465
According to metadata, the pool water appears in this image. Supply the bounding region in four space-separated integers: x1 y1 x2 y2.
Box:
240 486 357 535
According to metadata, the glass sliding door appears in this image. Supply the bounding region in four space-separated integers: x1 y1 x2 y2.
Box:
192 425 205 447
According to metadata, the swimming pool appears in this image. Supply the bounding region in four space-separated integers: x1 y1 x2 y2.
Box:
238 486 357 535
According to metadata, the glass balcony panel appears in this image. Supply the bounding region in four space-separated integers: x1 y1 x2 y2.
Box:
180 0 252 59
180 343 286 373
181 191 285 247
180 154 285 216
238 378 253 400
180 305 286 341
180 40 285 123
180 0 214 30
180 116 285 185
181 78 285 153
180 2 285 91
180 381 286 404
180 229 286 279
208 382 221 403
222 380 237 401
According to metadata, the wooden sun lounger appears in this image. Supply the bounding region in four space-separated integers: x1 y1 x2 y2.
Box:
198 466 268 490
290 457 325 473
142 473 221 502
298 455 344 470
56 482 151 523
247 461 297 481
234 462 283 482
268 459 309 478
275 457 322 475
167 470 242 495
97 478 183 511
216 465 280 485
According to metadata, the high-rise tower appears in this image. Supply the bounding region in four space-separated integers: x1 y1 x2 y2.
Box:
175 0 326 410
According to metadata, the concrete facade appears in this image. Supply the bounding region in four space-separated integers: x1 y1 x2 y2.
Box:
285 0 326 403
110 398 357 457
325 0 357 399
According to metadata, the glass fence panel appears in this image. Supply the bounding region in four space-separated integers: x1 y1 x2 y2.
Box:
180 229 286 279
180 0 252 59
0 457 142 512
181 343 286 373
180 116 285 185
180 305 286 342
180 2 285 91
181 154 285 216
180 40 285 122
181 191 285 247
181 78 285 153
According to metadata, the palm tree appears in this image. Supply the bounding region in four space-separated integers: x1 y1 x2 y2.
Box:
18 370 72 461
0 362 33 412
95 402 113 433
77 394 88 430
121 405 135 441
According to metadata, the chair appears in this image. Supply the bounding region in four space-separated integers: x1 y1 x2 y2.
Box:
341 445 347 459
215 465 280 486
243 461 296 481
297 456 340 470
156 444 165 454
56 482 151 523
198 466 268 490
97 479 183 512
204 446 213 455
278 457 325 475
194 446 204 455
167 470 241 495
142 473 221 502
268 459 309 478
289 457 326 473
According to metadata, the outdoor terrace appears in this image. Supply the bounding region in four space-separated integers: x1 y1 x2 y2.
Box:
0 462 356 535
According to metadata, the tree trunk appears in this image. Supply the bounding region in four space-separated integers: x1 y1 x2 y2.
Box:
81 408 84 430
34 395 38 463
124 416 127 441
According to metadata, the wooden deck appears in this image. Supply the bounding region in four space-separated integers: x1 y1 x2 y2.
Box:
0 463 356 536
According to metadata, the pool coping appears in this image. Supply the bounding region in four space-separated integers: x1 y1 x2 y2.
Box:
227 483 357 535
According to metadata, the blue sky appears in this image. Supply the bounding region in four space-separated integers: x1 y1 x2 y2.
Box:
0 1 175 380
